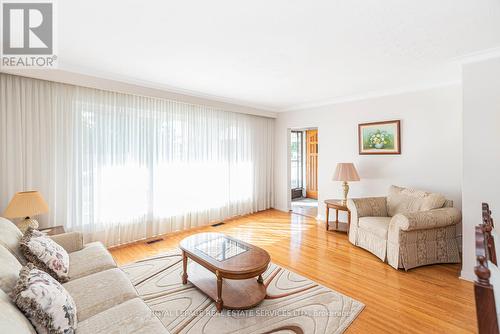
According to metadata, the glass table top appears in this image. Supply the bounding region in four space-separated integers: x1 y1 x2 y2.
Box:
194 235 249 261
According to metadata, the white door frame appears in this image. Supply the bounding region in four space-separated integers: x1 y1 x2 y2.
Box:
287 126 319 212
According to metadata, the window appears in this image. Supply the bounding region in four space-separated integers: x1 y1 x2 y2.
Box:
290 131 303 189
0 73 274 247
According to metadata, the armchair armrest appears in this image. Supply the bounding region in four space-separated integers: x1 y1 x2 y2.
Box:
50 232 84 253
390 207 461 232
348 197 388 218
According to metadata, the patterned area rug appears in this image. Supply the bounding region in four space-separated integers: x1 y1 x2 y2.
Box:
121 250 364 334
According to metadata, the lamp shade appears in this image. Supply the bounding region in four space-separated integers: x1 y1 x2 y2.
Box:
332 163 360 182
3 191 49 219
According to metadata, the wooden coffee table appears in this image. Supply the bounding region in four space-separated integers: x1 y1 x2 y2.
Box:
179 232 270 312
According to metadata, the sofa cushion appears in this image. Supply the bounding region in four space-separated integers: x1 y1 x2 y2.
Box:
0 288 36 334
50 232 84 253
69 242 117 280
63 268 138 321
0 244 22 294
11 264 77 334
20 228 70 283
0 217 26 264
387 185 446 216
358 217 392 239
77 298 169 334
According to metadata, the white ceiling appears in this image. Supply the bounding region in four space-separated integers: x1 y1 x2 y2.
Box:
56 0 500 111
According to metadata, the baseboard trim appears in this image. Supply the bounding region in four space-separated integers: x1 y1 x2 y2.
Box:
459 270 474 282
108 207 277 250
271 206 291 213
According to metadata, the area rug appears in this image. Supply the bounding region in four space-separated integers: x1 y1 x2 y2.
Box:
121 249 364 334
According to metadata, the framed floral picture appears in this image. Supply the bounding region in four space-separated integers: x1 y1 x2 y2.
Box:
358 120 401 155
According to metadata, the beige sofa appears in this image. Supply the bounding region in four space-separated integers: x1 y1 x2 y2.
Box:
0 217 169 334
347 185 461 270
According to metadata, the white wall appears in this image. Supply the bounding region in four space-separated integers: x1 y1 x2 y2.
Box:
274 85 463 224
0 69 277 119
461 57 500 281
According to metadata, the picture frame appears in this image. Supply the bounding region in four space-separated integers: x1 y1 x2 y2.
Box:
358 120 401 155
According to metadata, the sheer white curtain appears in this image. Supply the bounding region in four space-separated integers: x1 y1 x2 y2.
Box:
0 74 274 246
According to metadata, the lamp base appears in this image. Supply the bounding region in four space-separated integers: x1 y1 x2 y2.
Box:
17 217 39 234
341 181 350 206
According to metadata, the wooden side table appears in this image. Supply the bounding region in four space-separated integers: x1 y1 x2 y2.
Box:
325 199 351 234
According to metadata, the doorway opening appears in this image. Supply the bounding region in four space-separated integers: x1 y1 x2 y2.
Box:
290 128 318 218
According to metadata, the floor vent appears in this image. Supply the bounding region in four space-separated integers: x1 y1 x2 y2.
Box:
146 238 163 244
211 222 225 227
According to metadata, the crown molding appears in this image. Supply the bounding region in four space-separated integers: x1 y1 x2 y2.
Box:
3 61 474 116
451 46 500 65
278 80 462 112
1 65 279 118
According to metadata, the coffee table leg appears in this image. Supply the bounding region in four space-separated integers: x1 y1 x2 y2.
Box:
257 274 263 284
216 270 223 312
182 251 188 284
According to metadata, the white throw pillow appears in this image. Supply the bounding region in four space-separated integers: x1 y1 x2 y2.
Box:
20 228 70 283
0 217 26 264
0 288 36 334
0 244 22 294
387 185 446 216
10 264 77 334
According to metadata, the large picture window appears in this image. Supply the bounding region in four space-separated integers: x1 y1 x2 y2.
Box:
0 73 274 247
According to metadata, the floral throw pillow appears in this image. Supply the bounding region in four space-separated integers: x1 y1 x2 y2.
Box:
20 228 70 283
11 263 77 334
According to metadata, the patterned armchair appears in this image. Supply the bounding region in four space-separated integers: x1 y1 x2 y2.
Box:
347 185 461 270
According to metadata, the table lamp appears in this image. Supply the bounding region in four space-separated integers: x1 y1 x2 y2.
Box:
332 163 360 205
3 191 49 233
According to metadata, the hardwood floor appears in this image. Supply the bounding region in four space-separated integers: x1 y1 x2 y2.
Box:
110 209 477 333
291 198 318 218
